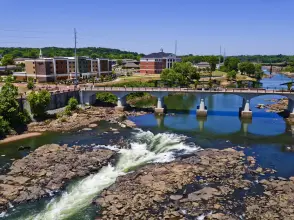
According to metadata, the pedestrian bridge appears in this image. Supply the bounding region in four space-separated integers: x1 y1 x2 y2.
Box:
79 87 294 119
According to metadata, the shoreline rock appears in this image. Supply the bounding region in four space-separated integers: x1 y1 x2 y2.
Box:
0 144 115 213
28 106 148 132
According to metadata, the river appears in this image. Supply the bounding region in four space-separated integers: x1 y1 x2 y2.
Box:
1 71 294 219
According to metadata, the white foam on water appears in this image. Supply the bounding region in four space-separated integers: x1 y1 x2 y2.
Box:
23 129 201 220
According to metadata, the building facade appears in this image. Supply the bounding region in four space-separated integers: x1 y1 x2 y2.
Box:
13 57 112 82
140 51 181 74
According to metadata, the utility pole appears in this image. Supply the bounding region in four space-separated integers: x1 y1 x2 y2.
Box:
219 46 222 69
74 28 78 86
175 40 177 56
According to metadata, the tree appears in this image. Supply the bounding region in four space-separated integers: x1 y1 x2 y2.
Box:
224 57 240 72
27 90 51 118
244 62 256 76
117 59 123 65
1 54 14 66
207 56 218 71
0 116 10 138
227 70 237 80
160 62 199 87
238 62 247 75
254 64 263 80
0 79 30 135
27 77 35 90
161 69 184 87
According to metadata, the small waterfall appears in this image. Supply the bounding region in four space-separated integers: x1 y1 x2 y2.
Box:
21 129 202 220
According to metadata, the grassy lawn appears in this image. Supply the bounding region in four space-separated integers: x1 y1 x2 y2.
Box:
236 74 257 81
200 71 227 77
96 74 160 86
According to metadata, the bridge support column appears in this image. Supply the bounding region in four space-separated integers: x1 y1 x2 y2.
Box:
80 91 95 106
288 99 294 118
197 99 207 117
240 99 252 119
155 97 165 114
115 96 127 112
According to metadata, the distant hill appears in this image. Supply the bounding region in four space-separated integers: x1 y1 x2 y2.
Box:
0 47 144 60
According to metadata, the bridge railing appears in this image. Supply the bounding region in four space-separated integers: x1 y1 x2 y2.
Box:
83 86 294 94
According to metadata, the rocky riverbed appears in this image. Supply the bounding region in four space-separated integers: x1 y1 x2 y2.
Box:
265 98 288 113
94 148 294 219
28 106 147 132
0 144 115 213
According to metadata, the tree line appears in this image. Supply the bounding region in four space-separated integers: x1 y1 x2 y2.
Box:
0 47 144 62
181 55 294 65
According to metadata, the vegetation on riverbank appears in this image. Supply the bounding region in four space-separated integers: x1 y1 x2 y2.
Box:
0 77 30 138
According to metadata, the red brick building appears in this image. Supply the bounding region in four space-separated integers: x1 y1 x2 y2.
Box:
140 51 181 74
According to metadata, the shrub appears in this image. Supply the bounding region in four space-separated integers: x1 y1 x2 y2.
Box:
27 90 51 118
27 77 35 89
96 92 117 104
67 97 79 111
0 116 10 138
64 106 72 116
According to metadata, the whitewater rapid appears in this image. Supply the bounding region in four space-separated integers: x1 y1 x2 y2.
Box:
20 129 201 220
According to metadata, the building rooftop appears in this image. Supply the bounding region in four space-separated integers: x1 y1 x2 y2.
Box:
14 58 32 61
197 62 210 65
124 62 139 68
142 52 175 59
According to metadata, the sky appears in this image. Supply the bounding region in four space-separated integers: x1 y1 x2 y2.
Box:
1 0 294 55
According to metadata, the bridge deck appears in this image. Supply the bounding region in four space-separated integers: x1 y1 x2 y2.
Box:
83 87 294 95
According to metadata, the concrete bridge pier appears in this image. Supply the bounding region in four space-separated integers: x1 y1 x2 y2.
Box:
240 99 252 119
197 117 207 132
115 96 127 111
197 99 207 117
287 99 294 118
79 90 96 105
155 96 165 113
240 118 252 135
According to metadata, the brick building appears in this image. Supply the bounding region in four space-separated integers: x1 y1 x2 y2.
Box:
140 51 181 74
13 57 112 82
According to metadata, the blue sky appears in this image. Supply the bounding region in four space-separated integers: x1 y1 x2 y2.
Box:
1 0 293 55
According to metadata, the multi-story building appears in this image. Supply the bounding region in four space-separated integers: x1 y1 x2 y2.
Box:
140 50 181 74
13 57 112 82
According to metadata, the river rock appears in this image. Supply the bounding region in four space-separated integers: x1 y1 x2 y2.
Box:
89 123 98 128
94 148 247 219
0 144 115 212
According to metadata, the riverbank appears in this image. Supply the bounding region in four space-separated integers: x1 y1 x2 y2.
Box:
0 132 42 145
28 106 148 132
0 144 115 213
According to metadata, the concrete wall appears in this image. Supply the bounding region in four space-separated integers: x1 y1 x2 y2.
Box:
18 91 80 114
47 91 80 110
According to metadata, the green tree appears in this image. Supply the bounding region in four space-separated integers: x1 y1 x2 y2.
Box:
254 64 263 80
0 116 10 138
207 56 218 71
27 90 51 118
227 70 237 80
117 59 123 65
238 62 247 75
27 77 35 90
224 57 240 72
287 82 292 91
1 54 14 66
0 79 30 135
161 69 184 87
244 62 256 76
